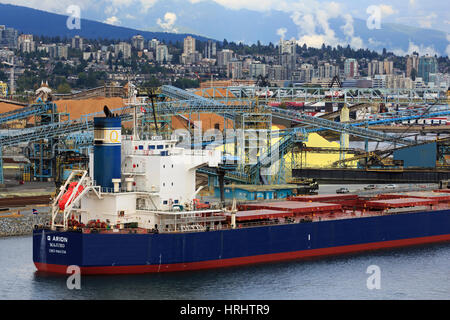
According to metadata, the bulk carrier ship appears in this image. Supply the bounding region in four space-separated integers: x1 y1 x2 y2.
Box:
33 111 450 274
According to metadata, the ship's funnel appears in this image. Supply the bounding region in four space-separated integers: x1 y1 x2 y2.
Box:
93 116 122 190
103 105 114 118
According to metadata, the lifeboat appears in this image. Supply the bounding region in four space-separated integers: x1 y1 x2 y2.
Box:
59 182 84 210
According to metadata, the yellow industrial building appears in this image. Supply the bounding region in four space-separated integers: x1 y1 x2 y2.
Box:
0 81 8 97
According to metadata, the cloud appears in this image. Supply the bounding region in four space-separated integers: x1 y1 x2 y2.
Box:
379 4 397 17
209 0 279 11
446 34 450 57
276 28 287 40
110 0 133 6
368 38 384 47
418 13 437 29
288 1 352 49
140 0 158 12
104 16 121 25
157 12 178 32
104 6 118 15
393 41 439 56
341 13 364 49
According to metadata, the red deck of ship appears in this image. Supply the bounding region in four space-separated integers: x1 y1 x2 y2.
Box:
289 194 359 203
434 189 450 194
377 191 450 202
239 201 342 214
225 209 293 221
364 197 438 209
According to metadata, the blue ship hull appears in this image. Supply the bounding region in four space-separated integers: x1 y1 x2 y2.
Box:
33 210 450 274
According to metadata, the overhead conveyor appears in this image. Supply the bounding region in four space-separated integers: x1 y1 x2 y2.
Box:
0 86 447 185
192 86 448 105
0 103 56 125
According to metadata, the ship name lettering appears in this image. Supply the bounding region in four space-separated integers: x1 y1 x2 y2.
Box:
51 236 68 243
49 242 66 248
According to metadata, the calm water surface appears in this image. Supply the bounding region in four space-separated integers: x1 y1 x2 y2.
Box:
0 235 449 300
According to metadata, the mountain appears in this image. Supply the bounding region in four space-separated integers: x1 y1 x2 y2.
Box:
0 2 448 56
0 3 210 43
103 0 448 56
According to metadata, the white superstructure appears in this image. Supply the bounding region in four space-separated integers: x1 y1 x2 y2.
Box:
52 135 224 232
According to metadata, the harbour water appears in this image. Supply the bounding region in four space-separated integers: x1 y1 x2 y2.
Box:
0 235 449 300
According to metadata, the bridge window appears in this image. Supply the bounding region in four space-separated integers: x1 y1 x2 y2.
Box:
149 145 155 150
157 145 163 149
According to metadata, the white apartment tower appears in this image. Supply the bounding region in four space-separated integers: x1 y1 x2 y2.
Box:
183 36 196 55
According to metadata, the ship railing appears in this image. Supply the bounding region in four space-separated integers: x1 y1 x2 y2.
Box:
99 186 157 194
182 149 217 157
160 215 227 225
130 149 169 157
178 224 206 232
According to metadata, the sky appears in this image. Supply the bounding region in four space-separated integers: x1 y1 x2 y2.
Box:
1 0 449 55
1 0 448 32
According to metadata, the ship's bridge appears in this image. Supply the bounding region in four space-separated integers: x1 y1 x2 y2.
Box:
121 135 179 157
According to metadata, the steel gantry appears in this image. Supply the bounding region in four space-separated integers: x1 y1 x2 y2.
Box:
193 86 448 105
158 85 434 184
1 85 447 185
0 103 58 125
159 85 416 145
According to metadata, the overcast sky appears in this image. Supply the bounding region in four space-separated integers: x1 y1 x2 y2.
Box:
1 0 449 55
1 0 448 33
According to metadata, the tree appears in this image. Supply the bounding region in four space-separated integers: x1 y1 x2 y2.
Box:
56 83 72 94
173 78 199 89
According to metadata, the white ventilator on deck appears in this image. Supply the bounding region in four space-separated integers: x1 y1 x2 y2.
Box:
112 179 121 193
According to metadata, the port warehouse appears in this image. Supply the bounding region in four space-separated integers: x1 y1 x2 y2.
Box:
0 83 449 192
294 142 450 184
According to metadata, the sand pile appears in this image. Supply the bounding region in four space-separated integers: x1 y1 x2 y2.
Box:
0 101 26 113
55 97 124 120
1 97 125 122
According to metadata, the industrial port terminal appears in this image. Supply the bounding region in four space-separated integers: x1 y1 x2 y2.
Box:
0 82 449 221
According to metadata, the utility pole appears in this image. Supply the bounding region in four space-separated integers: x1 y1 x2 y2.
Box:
9 56 14 96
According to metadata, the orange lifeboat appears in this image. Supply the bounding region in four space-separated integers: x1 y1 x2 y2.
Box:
59 182 84 210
